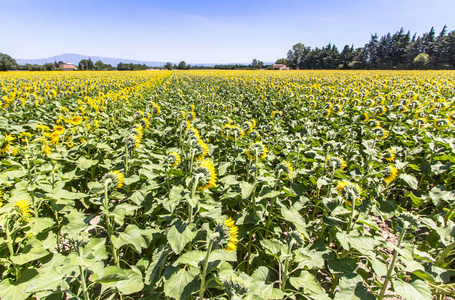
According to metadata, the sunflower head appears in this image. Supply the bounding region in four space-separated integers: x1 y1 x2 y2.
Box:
359 112 369 122
185 126 200 138
276 161 293 180
186 111 196 122
248 130 261 140
221 124 231 139
408 100 421 110
246 141 268 160
193 159 217 191
382 148 395 162
367 119 380 128
395 104 407 113
351 99 361 106
332 104 342 113
322 141 337 153
213 217 239 252
167 152 181 167
326 156 347 170
192 140 209 161
434 118 450 130
337 182 362 206
222 272 250 297
53 125 65 134
221 116 232 126
15 199 32 222
102 170 124 190
152 104 161 115
413 118 426 128
372 127 388 139
126 135 141 150
139 118 149 130
383 165 398 186
241 121 254 134
365 99 375 107
375 105 387 116
229 125 244 140
177 110 186 119
322 109 331 118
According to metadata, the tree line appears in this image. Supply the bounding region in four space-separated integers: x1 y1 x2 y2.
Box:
283 26 455 69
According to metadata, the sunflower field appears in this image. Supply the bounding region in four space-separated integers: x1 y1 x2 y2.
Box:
1 70 455 300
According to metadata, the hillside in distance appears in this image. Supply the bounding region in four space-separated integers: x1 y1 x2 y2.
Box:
15 53 268 68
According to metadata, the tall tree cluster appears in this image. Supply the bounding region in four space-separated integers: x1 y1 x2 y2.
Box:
286 26 455 69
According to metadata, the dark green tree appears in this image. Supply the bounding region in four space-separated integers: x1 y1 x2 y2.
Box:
0 52 17 71
178 61 187 69
164 62 173 70
286 43 311 69
94 60 105 70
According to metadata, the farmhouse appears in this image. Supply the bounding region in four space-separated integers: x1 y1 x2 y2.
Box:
273 63 290 70
59 62 77 71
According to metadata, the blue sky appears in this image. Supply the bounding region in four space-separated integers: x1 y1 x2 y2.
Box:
1 0 454 63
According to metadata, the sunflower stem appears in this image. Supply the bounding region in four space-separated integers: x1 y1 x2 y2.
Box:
77 243 90 300
5 218 14 256
377 226 406 300
199 239 214 299
347 200 356 234
104 180 119 267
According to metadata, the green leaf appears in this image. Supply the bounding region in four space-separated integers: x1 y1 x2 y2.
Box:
290 270 325 295
111 224 147 253
0 269 37 299
399 173 418 190
116 268 144 295
175 250 205 267
251 266 269 282
48 189 88 200
77 157 98 170
335 274 375 300
28 217 55 235
327 258 358 276
164 268 200 300
145 246 172 286
25 267 65 293
239 181 255 199
393 279 432 300
11 245 49 265
167 219 197 254
281 206 308 236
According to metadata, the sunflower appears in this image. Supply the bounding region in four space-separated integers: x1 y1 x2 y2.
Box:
67 141 74 148
382 148 395 162
276 161 293 180
185 126 200 138
367 119 380 128
70 116 82 125
359 112 369 122
152 104 161 115
186 111 196 122
374 105 387 116
372 127 388 139
167 152 181 167
337 182 362 206
214 217 239 252
413 118 426 128
44 145 51 155
178 110 186 119
126 135 141 150
246 141 268 160
322 109 331 118
139 117 149 130
241 121 254 134
192 140 209 161
331 104 342 114
434 118 450 130
449 111 455 123
221 124 231 139
54 125 65 134
222 273 250 297
15 199 32 222
102 170 124 190
383 166 398 185
228 125 244 140
326 156 347 170
248 130 261 140
408 100 421 110
193 159 217 191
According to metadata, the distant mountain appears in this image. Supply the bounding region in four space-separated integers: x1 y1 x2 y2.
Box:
15 53 274 68
15 53 167 67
